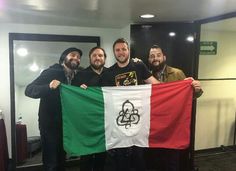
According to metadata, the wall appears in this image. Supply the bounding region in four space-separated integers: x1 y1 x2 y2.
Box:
0 23 130 157
15 86 40 137
198 30 236 78
195 30 236 150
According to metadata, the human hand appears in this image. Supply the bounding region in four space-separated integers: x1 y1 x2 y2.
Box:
80 84 88 89
49 80 61 90
132 57 142 63
191 80 202 93
184 77 202 92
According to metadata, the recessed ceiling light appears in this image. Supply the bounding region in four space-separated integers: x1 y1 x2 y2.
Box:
186 36 194 42
140 14 155 19
29 63 39 72
169 32 176 37
17 47 28 57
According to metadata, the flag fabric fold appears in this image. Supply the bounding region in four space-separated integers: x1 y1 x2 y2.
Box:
60 80 193 156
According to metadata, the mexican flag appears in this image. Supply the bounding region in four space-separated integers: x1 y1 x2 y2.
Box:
60 80 193 156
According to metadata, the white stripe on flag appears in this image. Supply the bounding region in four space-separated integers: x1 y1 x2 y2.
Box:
102 84 152 150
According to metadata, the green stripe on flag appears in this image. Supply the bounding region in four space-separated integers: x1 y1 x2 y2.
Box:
60 84 106 156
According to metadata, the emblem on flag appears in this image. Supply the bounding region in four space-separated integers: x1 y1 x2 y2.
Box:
116 100 140 129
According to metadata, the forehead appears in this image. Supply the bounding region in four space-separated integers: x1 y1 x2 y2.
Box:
114 42 128 49
149 48 163 54
91 48 104 54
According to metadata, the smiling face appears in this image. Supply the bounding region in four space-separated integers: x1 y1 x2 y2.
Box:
89 48 106 70
113 42 130 66
148 47 166 70
64 51 81 70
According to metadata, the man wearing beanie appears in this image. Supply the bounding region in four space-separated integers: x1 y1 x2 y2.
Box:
25 47 82 171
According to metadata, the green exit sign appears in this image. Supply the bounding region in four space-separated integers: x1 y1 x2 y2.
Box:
200 41 217 55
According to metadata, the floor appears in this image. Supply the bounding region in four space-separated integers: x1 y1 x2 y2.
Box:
15 148 236 171
194 148 236 171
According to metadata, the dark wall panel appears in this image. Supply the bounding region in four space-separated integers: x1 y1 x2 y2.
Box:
130 22 200 171
130 23 200 77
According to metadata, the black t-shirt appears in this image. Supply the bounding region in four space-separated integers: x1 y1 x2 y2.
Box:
101 60 152 86
73 66 108 86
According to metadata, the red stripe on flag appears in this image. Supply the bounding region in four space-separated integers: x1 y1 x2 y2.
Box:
149 80 193 149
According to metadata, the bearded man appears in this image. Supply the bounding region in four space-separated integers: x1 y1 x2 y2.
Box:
25 47 82 171
72 46 107 171
147 44 203 171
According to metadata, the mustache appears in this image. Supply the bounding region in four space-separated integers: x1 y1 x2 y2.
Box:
94 60 101 63
152 60 160 64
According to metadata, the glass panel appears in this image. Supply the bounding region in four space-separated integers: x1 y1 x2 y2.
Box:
10 34 99 168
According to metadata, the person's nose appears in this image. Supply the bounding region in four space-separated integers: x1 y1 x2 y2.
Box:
153 55 159 60
95 55 100 59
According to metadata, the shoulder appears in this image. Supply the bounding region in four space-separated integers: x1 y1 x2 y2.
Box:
78 66 92 73
75 67 92 80
166 65 186 80
41 64 63 75
108 63 118 70
48 63 62 69
102 66 113 76
102 64 117 75
103 66 108 71
166 65 184 74
130 60 150 73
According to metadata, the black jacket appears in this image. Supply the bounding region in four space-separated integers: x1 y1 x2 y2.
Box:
73 66 107 86
25 64 68 130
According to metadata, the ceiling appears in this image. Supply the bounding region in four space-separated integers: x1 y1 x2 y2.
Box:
1 0 236 28
5 0 236 87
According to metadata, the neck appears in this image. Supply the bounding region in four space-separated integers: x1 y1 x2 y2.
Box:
91 66 103 75
117 58 130 68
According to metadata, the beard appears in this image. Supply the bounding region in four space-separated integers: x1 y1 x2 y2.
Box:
64 58 80 70
150 60 166 72
115 55 129 64
91 61 105 70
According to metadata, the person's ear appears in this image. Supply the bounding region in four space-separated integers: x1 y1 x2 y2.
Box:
163 55 166 61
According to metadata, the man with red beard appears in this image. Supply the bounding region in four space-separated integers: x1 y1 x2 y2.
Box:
25 47 82 171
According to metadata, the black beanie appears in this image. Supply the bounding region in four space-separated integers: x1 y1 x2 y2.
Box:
59 47 83 64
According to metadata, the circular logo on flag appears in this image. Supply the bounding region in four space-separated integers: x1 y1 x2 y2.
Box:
116 100 141 136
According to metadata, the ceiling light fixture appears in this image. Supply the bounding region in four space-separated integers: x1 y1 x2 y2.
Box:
140 14 155 19
17 47 28 57
186 36 194 42
29 63 39 72
169 32 176 37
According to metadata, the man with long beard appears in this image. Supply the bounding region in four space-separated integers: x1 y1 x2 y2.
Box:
25 47 82 171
